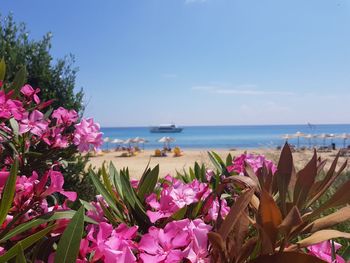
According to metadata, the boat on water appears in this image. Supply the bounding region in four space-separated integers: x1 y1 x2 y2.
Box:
150 124 183 133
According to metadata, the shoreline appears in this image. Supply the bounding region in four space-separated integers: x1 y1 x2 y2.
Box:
88 148 348 179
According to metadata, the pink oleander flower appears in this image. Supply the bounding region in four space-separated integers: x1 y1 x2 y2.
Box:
0 169 9 189
39 170 77 201
227 153 277 175
80 222 138 263
73 118 103 152
139 219 211 263
0 90 25 120
52 107 78 126
146 177 213 223
20 84 40 104
308 240 345 263
204 196 230 222
19 110 49 136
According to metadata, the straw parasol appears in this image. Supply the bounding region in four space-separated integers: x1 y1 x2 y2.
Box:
318 133 331 146
123 138 134 148
158 136 175 149
112 138 124 148
294 131 306 148
337 133 349 148
303 134 316 148
281 134 295 142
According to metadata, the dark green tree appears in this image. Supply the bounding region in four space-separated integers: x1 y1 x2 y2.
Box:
0 13 84 113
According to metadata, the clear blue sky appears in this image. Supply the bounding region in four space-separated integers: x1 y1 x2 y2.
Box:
2 0 350 127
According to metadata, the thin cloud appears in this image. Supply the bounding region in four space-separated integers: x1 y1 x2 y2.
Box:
162 73 178 79
192 84 294 96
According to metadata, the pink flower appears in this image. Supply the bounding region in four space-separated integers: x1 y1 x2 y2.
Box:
73 118 103 152
0 170 9 188
52 107 78 126
80 222 138 263
227 153 277 175
308 240 345 263
19 110 49 136
0 91 25 120
139 226 186 262
139 219 211 263
204 196 230 222
20 84 40 104
40 170 77 201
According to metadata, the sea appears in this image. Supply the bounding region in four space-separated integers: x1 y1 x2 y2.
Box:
101 124 350 150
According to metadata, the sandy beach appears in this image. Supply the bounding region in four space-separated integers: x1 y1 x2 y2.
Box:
88 148 349 179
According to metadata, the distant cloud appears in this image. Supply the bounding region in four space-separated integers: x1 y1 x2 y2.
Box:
185 0 207 4
162 73 178 79
191 84 294 96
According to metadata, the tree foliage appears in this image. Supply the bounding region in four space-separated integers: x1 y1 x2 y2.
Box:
0 13 84 113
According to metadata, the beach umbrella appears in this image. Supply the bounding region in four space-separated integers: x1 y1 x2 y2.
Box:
281 134 295 142
337 133 349 148
103 137 111 151
138 138 149 150
318 133 331 146
123 138 133 148
112 138 124 148
303 134 316 148
158 136 175 149
293 131 306 148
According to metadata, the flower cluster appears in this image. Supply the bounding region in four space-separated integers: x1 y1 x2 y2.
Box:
0 169 76 254
145 175 229 223
227 153 277 174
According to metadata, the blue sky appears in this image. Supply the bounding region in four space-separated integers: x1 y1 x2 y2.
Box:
2 0 350 126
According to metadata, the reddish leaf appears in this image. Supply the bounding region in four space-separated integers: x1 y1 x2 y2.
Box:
249 251 326 263
293 150 317 209
276 143 293 216
257 189 282 251
218 188 254 240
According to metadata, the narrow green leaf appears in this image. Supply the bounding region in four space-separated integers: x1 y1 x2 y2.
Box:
88 169 124 220
0 58 6 81
11 66 27 95
55 206 85 263
101 164 116 199
226 153 233 166
109 162 123 199
0 225 55 262
9 118 19 139
341 244 350 260
137 165 159 200
0 210 96 242
16 243 26 263
0 159 18 225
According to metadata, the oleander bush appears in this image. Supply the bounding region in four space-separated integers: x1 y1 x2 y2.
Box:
1 61 350 262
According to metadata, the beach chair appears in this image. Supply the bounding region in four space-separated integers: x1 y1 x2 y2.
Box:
173 146 182 157
154 149 167 157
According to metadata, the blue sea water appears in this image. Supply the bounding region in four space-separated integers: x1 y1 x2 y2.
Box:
101 124 350 150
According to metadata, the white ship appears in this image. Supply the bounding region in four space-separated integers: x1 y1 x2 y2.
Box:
150 124 183 133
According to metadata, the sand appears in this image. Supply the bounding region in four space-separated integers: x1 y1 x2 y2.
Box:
88 148 349 179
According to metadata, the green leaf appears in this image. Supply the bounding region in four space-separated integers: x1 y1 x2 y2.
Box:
15 243 26 263
9 118 19 139
341 244 350 261
101 163 116 199
0 58 6 81
0 210 96 242
55 206 85 263
137 165 159 200
0 225 55 262
226 153 233 166
88 169 124 221
109 162 123 199
11 66 27 95
0 159 18 225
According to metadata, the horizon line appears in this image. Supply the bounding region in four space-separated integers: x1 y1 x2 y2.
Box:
100 123 350 129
